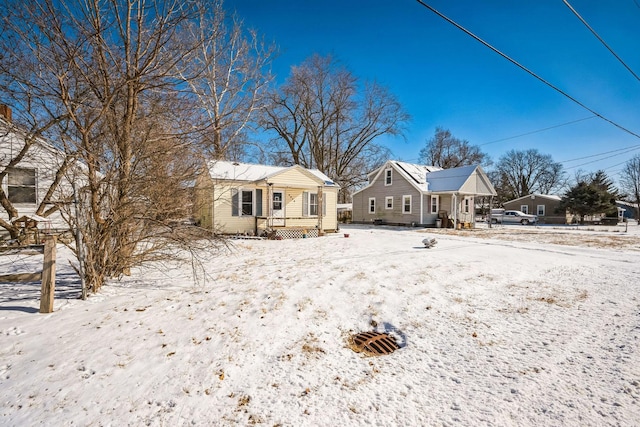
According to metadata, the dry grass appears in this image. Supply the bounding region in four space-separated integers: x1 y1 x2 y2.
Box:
425 226 639 250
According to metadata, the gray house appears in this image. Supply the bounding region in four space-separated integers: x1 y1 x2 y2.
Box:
352 161 496 228
503 194 569 224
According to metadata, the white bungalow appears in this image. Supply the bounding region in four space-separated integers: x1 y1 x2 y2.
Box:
195 161 340 238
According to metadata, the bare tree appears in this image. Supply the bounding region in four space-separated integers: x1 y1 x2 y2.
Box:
620 155 640 221
1 0 223 292
180 0 277 160
262 54 408 201
418 127 491 168
492 149 565 202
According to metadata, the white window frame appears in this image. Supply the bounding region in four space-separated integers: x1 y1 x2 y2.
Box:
309 192 319 216
430 195 439 214
537 205 545 216
385 196 393 210
402 195 412 214
369 197 376 214
384 168 392 186
521 205 529 214
464 197 471 213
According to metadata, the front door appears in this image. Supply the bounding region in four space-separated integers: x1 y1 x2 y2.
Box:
272 190 285 226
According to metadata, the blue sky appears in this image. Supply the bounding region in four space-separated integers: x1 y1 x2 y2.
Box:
227 0 640 182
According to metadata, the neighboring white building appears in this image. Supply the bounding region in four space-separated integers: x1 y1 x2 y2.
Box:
1 106 76 235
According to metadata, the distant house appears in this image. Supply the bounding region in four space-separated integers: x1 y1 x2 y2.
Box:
616 200 638 222
1 106 76 237
195 161 340 237
351 161 496 228
502 194 569 224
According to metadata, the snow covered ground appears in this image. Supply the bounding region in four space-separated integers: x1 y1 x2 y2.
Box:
1 223 639 426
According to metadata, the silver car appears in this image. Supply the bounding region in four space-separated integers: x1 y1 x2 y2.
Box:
491 210 537 225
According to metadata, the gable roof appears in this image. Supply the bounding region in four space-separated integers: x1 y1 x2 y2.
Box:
206 160 338 187
356 160 496 196
504 194 562 204
363 161 440 193
425 164 495 196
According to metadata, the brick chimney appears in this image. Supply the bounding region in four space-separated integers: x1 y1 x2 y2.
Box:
0 104 12 122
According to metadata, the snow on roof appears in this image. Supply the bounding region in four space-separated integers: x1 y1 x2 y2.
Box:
506 194 562 204
207 160 337 186
425 164 478 192
385 161 440 191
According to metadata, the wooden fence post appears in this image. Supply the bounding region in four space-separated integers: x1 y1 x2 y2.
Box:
39 236 57 313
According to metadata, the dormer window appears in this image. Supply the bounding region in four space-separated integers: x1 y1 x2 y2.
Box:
385 168 392 186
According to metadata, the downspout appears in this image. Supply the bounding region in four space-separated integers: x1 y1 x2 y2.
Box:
317 185 323 235
420 193 423 226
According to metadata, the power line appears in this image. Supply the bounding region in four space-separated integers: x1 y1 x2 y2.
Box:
414 0 640 141
563 0 640 82
564 146 640 170
560 144 640 163
479 116 597 147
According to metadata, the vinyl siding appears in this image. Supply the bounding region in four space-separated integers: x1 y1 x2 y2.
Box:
1 127 74 231
352 169 422 224
198 172 339 234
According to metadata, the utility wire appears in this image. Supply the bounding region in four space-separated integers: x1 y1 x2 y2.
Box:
564 146 640 170
479 116 597 146
414 0 640 140
563 0 640 82
560 144 640 163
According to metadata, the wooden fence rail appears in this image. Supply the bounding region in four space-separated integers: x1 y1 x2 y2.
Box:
0 236 57 313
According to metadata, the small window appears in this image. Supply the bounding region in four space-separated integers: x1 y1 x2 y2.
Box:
385 168 392 186
309 193 318 216
537 205 545 216
7 167 36 204
521 205 529 214
385 196 393 210
303 191 321 216
369 197 376 214
241 190 253 216
402 195 411 214
464 197 471 213
430 195 439 214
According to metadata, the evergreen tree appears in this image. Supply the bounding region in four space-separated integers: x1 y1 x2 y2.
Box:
559 170 618 223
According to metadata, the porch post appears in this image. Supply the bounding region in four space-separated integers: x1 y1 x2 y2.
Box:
453 193 458 228
317 185 323 235
267 183 273 229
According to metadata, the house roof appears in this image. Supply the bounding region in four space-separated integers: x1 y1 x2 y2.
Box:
425 164 496 196
206 161 338 187
504 194 562 204
355 160 496 196
364 161 440 193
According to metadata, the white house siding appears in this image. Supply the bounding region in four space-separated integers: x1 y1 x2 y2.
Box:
1 124 74 232
266 168 322 189
212 182 259 235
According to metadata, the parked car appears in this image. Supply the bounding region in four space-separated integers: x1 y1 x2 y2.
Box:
490 209 537 225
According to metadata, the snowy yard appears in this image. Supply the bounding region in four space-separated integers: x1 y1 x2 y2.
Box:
1 223 639 426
